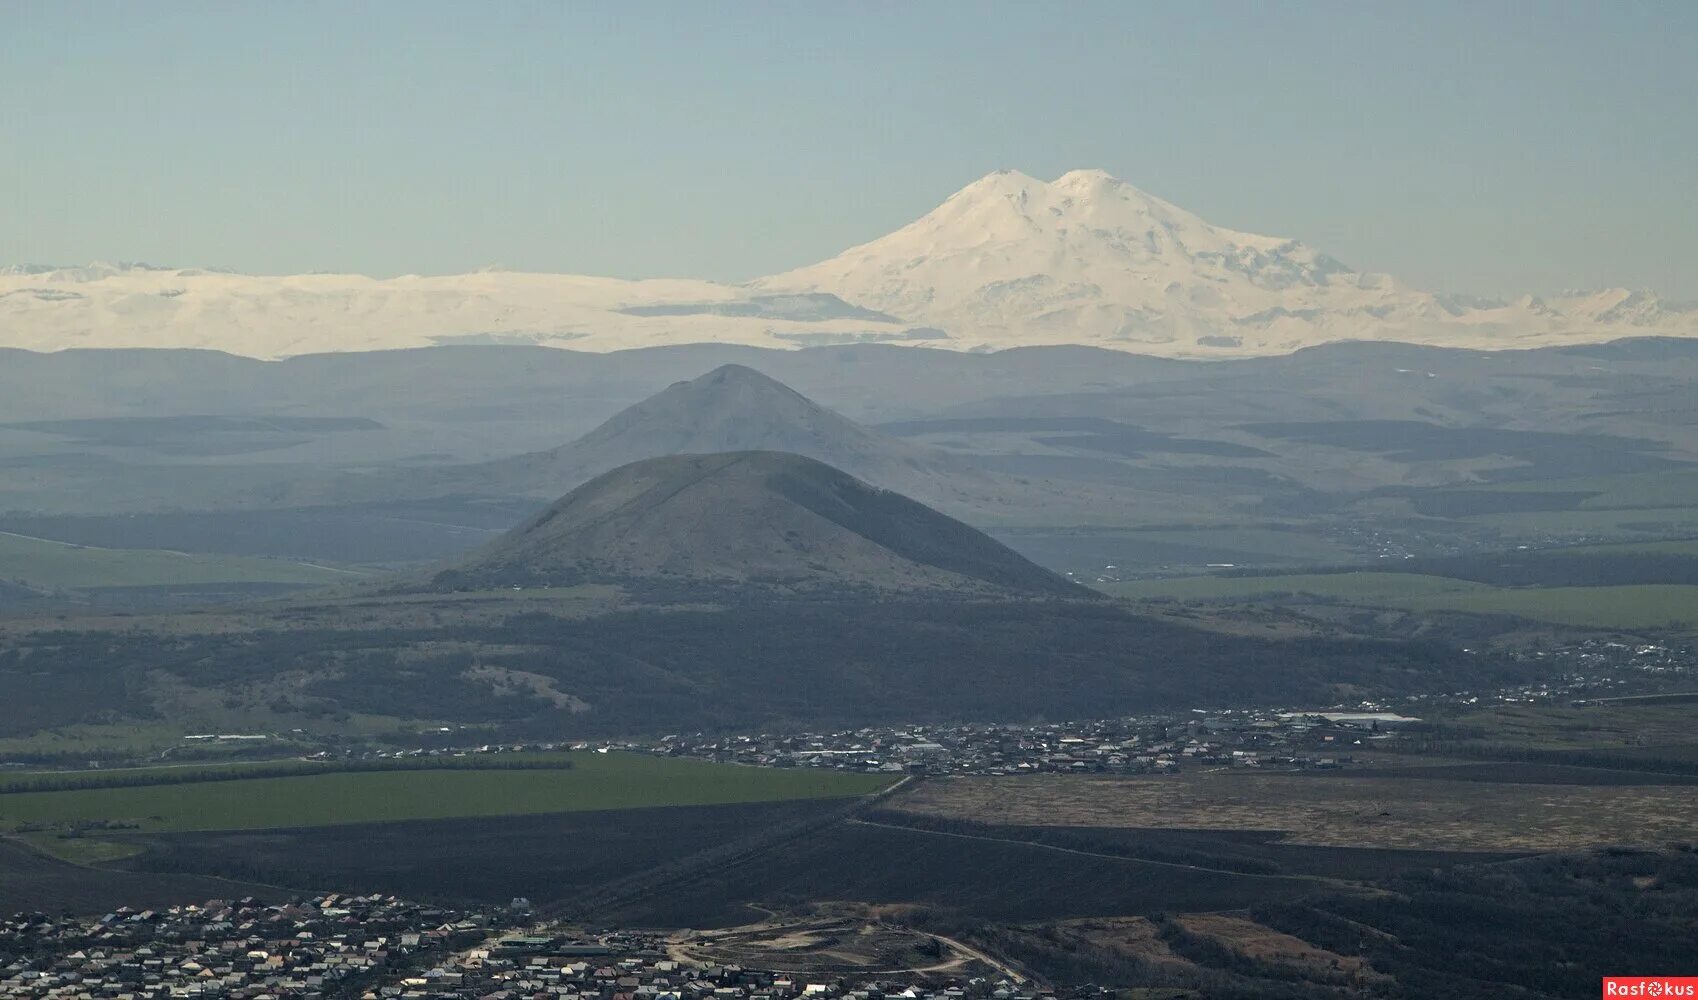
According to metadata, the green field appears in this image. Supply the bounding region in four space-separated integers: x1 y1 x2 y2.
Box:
1112 526 1357 564
1424 584 1698 628
1105 572 1698 629
1386 469 1698 543
1561 538 1698 557
0 753 893 841
0 531 357 589
1483 470 1698 509
1465 506 1698 539
0 723 198 760
0 753 592 793
1105 571 1479 603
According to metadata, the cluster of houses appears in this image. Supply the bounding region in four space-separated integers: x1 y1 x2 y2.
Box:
1504 638 1695 699
154 711 1412 780
2 899 1108 1000
1383 638 1698 714
643 710 1401 776
0 895 503 999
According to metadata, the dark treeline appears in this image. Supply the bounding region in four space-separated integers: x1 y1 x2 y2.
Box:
0 756 574 795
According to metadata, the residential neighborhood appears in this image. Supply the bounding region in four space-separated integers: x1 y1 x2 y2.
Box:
1 899 1088 1000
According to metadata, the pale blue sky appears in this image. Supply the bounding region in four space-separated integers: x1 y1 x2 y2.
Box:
4 1 1695 297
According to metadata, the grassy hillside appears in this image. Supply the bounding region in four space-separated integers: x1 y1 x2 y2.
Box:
0 531 356 589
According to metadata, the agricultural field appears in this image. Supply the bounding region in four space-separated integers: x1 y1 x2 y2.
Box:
1385 469 1698 542
112 798 859 912
1430 698 1698 753
1408 583 1698 628
1564 538 1698 558
0 753 584 792
0 752 891 860
1478 469 1698 509
1104 571 1482 603
991 524 1360 576
891 770 1698 853
1103 571 1698 629
0 530 357 589
0 837 275 916
101 801 1510 927
597 816 1332 928
1465 506 1698 540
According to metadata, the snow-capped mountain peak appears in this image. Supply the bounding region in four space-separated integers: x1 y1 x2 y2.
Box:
1 169 1693 358
753 170 1387 349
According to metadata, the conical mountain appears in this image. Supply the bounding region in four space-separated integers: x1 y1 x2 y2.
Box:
470 363 968 502
435 450 1086 597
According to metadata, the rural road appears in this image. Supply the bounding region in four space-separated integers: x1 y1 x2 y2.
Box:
922 932 1028 983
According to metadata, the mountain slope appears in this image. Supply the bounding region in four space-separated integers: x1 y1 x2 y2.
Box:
434 451 1085 597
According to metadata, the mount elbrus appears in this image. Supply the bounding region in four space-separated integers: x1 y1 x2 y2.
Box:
5 170 1692 357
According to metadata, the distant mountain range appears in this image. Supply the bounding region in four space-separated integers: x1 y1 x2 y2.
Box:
5 170 1693 358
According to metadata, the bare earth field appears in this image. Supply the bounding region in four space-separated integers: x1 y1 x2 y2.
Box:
0 838 275 915
1172 913 1386 984
892 772 1698 852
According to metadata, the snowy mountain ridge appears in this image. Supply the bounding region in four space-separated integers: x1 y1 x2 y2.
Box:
3 170 1693 358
